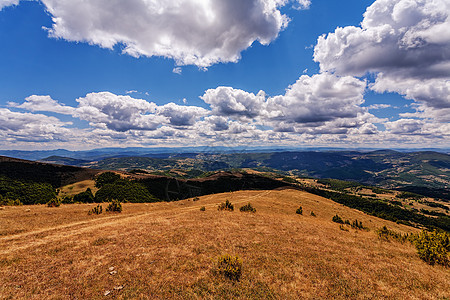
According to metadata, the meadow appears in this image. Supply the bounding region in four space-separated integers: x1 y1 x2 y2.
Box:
1 189 449 299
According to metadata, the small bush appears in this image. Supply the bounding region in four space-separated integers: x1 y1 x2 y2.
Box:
89 204 103 215
296 206 303 215
218 200 234 211
106 200 122 213
344 219 350 225
200 206 206 211
47 198 61 207
216 254 242 281
410 230 449 266
332 214 344 224
193 197 200 201
240 203 256 213
310 211 316 217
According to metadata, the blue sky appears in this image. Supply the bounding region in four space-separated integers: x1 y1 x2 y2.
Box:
0 0 448 150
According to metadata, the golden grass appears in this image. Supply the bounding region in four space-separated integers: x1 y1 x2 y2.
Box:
59 180 98 197
0 189 448 299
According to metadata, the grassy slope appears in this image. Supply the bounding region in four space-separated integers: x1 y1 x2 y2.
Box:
0 189 449 299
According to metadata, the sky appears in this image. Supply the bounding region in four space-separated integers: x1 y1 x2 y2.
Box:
0 0 449 150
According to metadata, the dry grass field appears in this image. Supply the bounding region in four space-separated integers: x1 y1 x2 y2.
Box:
1 189 449 299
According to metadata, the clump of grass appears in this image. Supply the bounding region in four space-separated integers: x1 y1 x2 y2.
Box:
200 206 206 211
376 226 409 243
215 254 242 281
0 197 22 206
239 203 256 213
332 214 344 224
218 200 234 211
310 211 316 217
88 204 103 215
339 225 349 231
410 230 449 266
296 206 303 215
351 219 365 230
47 198 61 207
106 200 122 213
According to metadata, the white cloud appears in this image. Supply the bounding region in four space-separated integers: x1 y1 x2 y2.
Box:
314 0 450 79
40 0 303 67
0 0 19 11
368 104 391 110
172 67 182 75
0 108 71 142
371 75 450 109
201 87 266 119
385 118 450 137
265 73 367 125
156 102 207 127
74 92 163 131
314 0 450 135
8 95 75 115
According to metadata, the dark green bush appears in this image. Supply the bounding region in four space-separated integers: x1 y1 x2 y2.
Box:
296 206 303 215
310 211 316 217
95 172 121 188
218 200 234 211
200 206 206 211
106 200 122 213
216 254 242 281
332 214 344 224
73 188 95 203
240 203 256 213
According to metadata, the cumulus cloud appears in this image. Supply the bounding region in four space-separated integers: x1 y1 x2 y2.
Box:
156 102 207 127
201 87 266 119
0 108 71 142
314 0 450 79
8 95 75 115
266 73 367 125
0 0 19 11
74 92 163 131
314 0 450 136
40 0 305 67
200 73 375 135
371 75 450 109
385 118 450 137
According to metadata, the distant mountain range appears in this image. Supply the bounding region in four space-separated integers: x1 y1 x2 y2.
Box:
1 146 448 161
29 149 450 198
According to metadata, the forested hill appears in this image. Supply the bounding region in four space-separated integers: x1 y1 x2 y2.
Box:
0 156 100 187
57 150 450 193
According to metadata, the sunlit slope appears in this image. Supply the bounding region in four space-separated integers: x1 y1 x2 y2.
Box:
1 189 448 299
